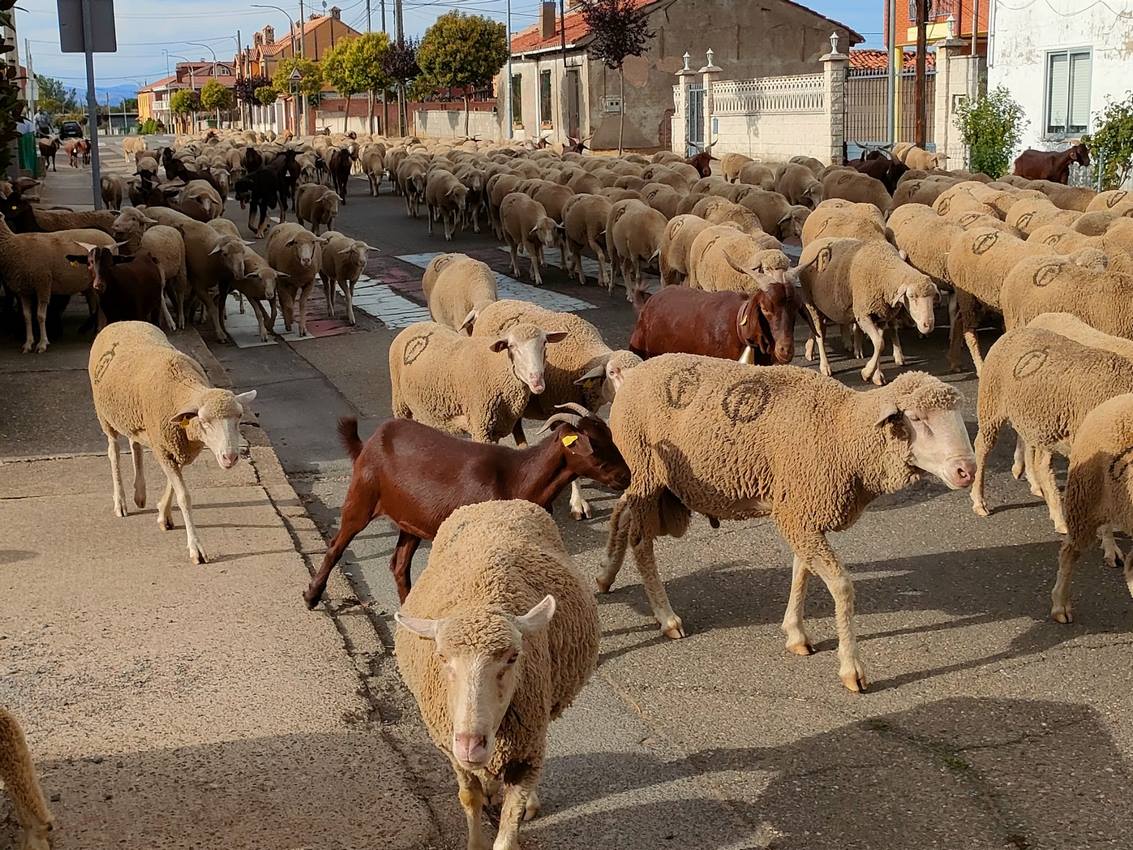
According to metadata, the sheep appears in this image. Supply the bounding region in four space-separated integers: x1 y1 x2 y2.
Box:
1006 196 1080 235
389 320 567 443
687 225 788 293
229 250 281 342
499 192 560 287
472 299 641 518
361 146 385 196
801 201 889 246
394 499 598 850
775 162 824 208
5 202 117 235
1086 189 1133 216
177 179 223 222
798 236 940 385
425 169 469 241
1051 393 1133 624
970 321 1133 548
318 231 373 327
695 197 764 236
266 222 324 337
720 152 753 181
820 170 892 215
659 214 712 287
790 154 825 176
736 188 811 240
87 321 257 563
122 134 147 162
421 252 498 333
0 214 115 352
891 176 957 209
100 174 126 211
641 183 684 219
893 143 947 170
598 355 975 690
561 193 613 288
735 161 778 190
0 708 54 850
606 199 667 301
295 183 341 236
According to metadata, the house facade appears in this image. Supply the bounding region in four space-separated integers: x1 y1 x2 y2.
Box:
886 0 988 51
989 0 1127 152
241 7 359 80
138 61 236 130
502 0 861 150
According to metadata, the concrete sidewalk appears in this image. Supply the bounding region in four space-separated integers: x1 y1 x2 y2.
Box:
0 210 456 847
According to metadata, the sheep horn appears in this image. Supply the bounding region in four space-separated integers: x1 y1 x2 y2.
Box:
574 364 607 384
536 411 583 434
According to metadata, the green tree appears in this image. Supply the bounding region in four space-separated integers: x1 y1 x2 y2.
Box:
954 86 1028 179
199 79 234 112
272 57 323 99
34 73 79 114
418 12 508 137
255 85 279 106
348 32 393 135
1084 92 1133 190
577 0 655 153
120 97 139 112
169 88 199 133
382 37 420 136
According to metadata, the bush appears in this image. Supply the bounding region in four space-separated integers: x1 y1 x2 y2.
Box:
255 85 279 106
954 86 1028 179
137 117 158 135
1084 92 1133 190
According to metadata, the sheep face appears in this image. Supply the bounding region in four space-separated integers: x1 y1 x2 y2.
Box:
171 389 257 469
111 208 150 242
876 374 975 490
530 215 560 249
211 236 247 279
395 595 556 769
490 323 568 395
285 233 320 268
892 275 940 335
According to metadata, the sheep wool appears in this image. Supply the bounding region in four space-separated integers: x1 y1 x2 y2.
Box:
999 249 1133 335
0 707 54 850
395 498 599 778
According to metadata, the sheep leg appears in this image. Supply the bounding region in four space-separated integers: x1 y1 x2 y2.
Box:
507 242 522 279
156 481 174 530
0 710 55 850
597 495 631 592
279 288 295 332
1033 448 1068 534
1099 525 1125 570
857 314 887 385
793 531 866 692
159 295 176 332
297 284 312 337
781 555 814 656
970 415 1003 518
493 766 540 850
1024 444 1044 497
162 462 207 564
322 273 336 319
807 306 831 377
203 292 228 343
455 767 489 850
947 294 968 372
131 441 146 509
1052 533 1087 624
343 279 357 326
33 297 50 354
890 323 905 366
631 533 685 639
426 204 434 236
529 242 543 286
105 431 127 517
19 293 36 353
569 480 591 521
247 298 271 342
1012 435 1028 480
589 237 607 288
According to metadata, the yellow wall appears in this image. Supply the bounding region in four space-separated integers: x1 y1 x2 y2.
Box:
138 90 155 121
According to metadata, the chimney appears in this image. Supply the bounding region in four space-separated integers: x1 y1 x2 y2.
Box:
254 32 263 47
541 1 556 39
263 25 274 45
330 5 341 19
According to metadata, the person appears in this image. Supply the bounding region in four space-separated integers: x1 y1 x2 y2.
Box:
33 109 51 138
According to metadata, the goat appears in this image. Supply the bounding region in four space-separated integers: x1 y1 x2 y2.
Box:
302 406 631 607
565 134 592 154
327 145 354 203
266 149 301 221
685 139 718 178
629 280 801 366
849 153 908 195
1013 143 1090 184
65 242 173 330
38 138 60 172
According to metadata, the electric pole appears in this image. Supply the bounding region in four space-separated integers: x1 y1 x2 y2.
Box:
914 0 927 148
395 0 405 135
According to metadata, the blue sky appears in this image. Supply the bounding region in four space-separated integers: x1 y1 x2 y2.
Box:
16 0 883 97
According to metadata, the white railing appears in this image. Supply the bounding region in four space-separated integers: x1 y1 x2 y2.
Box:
711 73 825 116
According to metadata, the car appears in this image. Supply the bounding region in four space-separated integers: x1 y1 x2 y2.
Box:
58 121 84 139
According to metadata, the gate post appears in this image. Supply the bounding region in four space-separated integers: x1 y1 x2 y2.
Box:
821 33 849 165
699 48 722 150
936 37 971 169
674 51 696 154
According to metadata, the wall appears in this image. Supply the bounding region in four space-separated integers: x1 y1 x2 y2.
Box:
415 108 503 141
989 0 1131 152
709 74 833 161
501 50 590 145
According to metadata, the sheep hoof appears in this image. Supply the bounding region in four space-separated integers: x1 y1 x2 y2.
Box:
661 616 685 640
20 342 32 354
1051 605 1074 624
35 342 48 354
595 575 613 593
1011 461 1025 480
971 500 990 518
1029 483 1044 498
522 790 541 821
1111 551 1125 570
158 516 173 531
113 502 127 518
786 641 814 657
840 669 868 693
134 493 146 509
189 544 208 565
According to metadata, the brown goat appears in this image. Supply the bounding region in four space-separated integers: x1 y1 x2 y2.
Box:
686 139 718 178
303 408 631 607
1013 143 1090 184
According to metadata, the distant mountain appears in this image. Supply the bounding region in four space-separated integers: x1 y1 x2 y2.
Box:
88 83 142 107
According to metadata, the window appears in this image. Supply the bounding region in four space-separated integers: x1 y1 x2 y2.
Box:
1046 49 1091 136
539 70 552 128
511 74 522 126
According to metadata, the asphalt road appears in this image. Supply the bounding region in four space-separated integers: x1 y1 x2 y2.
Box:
18 136 1133 849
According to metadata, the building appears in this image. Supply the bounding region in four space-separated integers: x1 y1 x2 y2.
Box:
885 0 987 52
988 0 1124 153
502 0 862 150
240 7 359 80
138 61 237 130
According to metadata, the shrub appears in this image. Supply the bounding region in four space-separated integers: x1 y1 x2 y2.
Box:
954 86 1028 179
1084 92 1133 190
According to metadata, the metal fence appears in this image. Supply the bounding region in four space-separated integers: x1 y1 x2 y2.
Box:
845 70 935 149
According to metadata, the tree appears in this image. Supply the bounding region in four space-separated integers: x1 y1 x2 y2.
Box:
169 89 199 133
1084 92 1133 190
199 79 234 113
321 40 359 133
954 86 1028 179
255 86 279 106
349 32 393 135
382 37 420 136
418 12 508 137
120 97 139 112
577 0 654 153
272 57 323 99
35 73 79 114
235 74 272 105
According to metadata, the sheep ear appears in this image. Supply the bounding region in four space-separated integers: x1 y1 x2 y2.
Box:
874 399 902 427
208 244 223 255
515 595 556 635
574 363 607 385
235 390 257 404
142 216 159 225
459 309 478 334
73 240 100 252
169 405 200 425
490 338 510 352
889 284 908 308
394 612 441 641
545 330 569 344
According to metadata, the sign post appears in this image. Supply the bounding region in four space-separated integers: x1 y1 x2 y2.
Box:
289 68 302 135
57 0 116 209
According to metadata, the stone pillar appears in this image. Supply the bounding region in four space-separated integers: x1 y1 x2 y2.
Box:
699 47 722 149
935 37 975 170
820 33 848 165
674 51 697 154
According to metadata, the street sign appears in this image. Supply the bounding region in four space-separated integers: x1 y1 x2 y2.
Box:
57 0 117 53
289 69 303 82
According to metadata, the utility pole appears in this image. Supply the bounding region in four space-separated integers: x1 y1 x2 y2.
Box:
381 0 386 32
80 0 103 209
395 0 405 135
299 0 306 58
24 38 35 112
236 28 244 128
886 0 895 146
365 0 371 31
914 0 927 148
506 0 513 139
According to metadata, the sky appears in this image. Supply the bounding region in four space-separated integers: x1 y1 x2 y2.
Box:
15 0 884 98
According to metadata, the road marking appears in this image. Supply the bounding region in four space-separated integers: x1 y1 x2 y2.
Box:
351 276 432 328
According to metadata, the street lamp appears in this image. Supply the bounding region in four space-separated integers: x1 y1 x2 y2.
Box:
168 52 197 133
187 41 222 128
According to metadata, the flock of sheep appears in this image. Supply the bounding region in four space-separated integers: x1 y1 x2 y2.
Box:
6 123 1133 850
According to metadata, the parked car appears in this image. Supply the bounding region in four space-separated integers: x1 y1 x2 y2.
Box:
59 121 84 139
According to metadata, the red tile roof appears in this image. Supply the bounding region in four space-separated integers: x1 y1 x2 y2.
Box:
138 74 178 93
138 73 237 93
850 48 936 72
510 0 863 56
259 15 359 56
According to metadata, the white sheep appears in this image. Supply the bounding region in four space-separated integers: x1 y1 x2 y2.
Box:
318 230 373 326
295 183 340 235
395 499 598 850
499 192 560 286
421 252 498 333
87 321 257 563
389 320 567 443
266 222 325 337
606 198 667 301
599 354 975 691
424 169 469 241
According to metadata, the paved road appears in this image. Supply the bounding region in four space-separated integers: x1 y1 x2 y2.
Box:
20 136 1133 848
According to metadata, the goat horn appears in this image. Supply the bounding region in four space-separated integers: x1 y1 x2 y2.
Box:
537 411 583 434
555 402 592 418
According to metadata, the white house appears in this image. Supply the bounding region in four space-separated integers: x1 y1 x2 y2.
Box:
988 0 1131 152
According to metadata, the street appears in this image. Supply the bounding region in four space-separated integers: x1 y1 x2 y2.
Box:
4 135 1133 849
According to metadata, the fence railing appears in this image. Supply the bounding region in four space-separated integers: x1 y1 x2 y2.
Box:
711 73 824 116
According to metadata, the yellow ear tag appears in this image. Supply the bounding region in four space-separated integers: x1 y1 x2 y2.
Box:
561 435 578 447
179 417 192 429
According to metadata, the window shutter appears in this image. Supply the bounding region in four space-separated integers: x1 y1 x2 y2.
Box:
1047 52 1069 133
1069 52 1092 131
